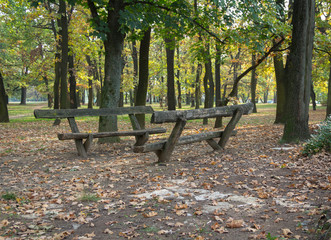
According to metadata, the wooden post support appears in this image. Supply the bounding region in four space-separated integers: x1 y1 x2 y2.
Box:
84 134 93 152
218 108 243 149
129 113 150 146
157 118 187 163
206 139 223 150
67 117 87 157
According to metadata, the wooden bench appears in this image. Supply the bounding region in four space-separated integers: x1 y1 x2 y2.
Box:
133 103 254 162
34 106 166 157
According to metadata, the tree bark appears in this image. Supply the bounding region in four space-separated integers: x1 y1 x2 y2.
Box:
310 81 316 111
176 47 182 109
53 52 60 109
59 0 69 109
20 87 27 105
68 54 77 109
87 0 125 143
165 37 176 111
195 63 202 109
86 55 94 109
282 0 315 142
250 54 257 113
0 71 9 122
131 40 138 103
327 56 331 117
215 43 221 106
43 76 53 108
273 49 286 123
135 28 151 129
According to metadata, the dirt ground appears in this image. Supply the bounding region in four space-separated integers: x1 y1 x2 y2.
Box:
0 107 330 240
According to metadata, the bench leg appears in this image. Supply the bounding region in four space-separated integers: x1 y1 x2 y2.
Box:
206 139 223 150
83 134 93 153
74 140 88 157
135 132 149 146
157 119 186 163
218 109 243 149
67 117 88 157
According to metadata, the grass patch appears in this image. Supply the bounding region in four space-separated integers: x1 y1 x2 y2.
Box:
78 192 100 202
2 192 17 201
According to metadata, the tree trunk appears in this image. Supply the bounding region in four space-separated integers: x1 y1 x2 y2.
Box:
273 50 286 123
165 37 176 111
54 52 60 109
43 76 53 108
310 81 316 110
135 28 151 129
98 0 125 143
86 55 94 109
176 47 182 109
131 40 138 103
59 0 69 109
0 71 9 122
264 90 268 103
68 54 77 109
20 87 27 105
327 56 331 117
250 54 258 113
195 63 202 109
215 43 221 107
282 0 315 142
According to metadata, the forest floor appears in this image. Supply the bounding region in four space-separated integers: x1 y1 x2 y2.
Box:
0 104 330 240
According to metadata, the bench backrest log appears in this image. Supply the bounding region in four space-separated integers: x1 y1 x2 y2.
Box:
34 106 154 119
151 102 253 123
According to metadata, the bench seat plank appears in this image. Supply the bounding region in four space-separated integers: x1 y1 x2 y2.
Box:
58 127 166 140
151 103 253 123
133 130 237 153
34 106 154 119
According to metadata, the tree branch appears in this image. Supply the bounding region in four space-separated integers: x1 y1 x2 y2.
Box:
227 37 286 100
128 0 227 44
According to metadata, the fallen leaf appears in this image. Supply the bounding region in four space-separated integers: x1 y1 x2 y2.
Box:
226 218 244 228
103 228 113 234
282 228 292 237
142 211 158 218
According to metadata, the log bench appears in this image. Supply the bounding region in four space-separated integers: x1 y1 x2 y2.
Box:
34 106 166 157
133 103 254 162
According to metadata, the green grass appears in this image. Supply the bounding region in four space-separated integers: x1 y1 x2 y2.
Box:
2 192 17 201
78 192 100 202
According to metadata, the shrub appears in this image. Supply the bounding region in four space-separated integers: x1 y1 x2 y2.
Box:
302 115 331 155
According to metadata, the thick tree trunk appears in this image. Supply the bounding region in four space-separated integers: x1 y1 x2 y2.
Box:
59 0 69 109
68 54 77 109
273 50 286 123
282 0 315 142
0 71 9 122
98 0 125 143
327 57 331 117
250 54 257 113
165 37 176 111
135 28 151 129
131 40 138 102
